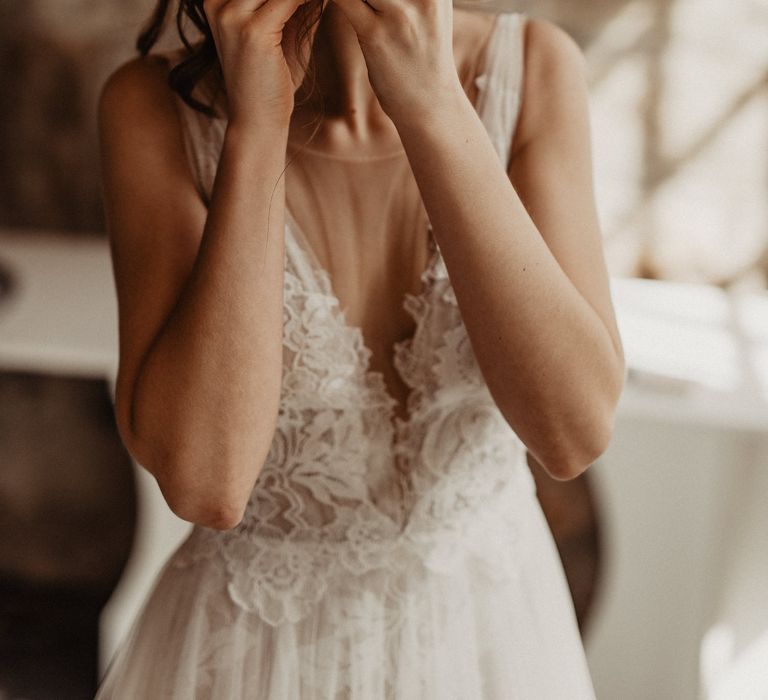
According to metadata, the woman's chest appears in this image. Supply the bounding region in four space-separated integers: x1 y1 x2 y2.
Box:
280 198 491 434
283 154 437 416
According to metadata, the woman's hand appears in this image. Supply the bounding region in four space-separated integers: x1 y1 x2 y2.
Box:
328 0 463 123
204 0 321 128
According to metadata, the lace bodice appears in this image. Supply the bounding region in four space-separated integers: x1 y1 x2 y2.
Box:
163 11 535 626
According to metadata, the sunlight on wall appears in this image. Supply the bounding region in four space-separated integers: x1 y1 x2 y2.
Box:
584 0 768 286
701 624 768 699
701 600 768 699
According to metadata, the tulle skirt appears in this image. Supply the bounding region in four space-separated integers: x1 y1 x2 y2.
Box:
94 493 595 699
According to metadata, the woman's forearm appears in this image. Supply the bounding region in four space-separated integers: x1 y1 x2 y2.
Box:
394 89 624 478
131 122 289 527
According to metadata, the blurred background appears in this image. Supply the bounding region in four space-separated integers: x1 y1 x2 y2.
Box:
0 0 766 698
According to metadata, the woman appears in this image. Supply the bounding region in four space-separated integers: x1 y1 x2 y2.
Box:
95 0 625 695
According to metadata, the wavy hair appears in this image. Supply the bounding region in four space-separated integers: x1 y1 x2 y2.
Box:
136 0 324 118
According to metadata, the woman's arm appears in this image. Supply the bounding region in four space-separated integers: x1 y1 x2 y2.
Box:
393 19 626 480
98 57 289 531
300 1 623 479
99 0 315 530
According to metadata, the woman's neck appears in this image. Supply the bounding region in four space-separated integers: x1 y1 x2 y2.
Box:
291 2 402 149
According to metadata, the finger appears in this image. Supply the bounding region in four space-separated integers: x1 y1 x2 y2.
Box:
202 0 229 45
328 0 378 37
253 0 314 28
204 0 265 49
202 0 228 14
218 0 273 16
204 0 255 22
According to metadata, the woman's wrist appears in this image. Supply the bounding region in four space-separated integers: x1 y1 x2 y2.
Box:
391 83 471 144
386 76 468 128
223 119 291 166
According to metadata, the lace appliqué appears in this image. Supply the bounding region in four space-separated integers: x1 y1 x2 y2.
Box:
170 232 535 626
165 15 537 630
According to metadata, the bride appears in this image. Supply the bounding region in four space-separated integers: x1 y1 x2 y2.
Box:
94 0 625 695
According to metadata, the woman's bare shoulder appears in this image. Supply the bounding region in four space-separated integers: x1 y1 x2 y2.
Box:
98 51 182 148
513 17 588 153
95 49 201 214
523 17 587 80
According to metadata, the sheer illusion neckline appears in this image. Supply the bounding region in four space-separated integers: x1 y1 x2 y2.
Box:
280 11 504 430
286 139 407 162
284 205 440 430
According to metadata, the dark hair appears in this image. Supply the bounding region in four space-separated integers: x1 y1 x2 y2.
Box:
136 0 324 118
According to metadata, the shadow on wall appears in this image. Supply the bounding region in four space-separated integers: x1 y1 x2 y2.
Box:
517 0 768 287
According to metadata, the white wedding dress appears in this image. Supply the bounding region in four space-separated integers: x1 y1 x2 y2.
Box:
95 10 597 699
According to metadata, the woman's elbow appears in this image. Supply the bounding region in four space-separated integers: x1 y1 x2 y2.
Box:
123 429 252 531
543 444 602 482
170 495 246 532
115 411 253 530
548 368 624 480
540 410 616 481
158 469 248 531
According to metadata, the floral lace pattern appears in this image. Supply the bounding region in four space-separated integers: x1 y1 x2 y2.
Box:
165 11 535 628
170 238 535 624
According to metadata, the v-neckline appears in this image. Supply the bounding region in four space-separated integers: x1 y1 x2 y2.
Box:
281 9 506 433
284 205 441 429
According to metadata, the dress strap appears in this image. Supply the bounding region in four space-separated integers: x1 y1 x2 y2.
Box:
161 47 225 206
473 12 527 171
